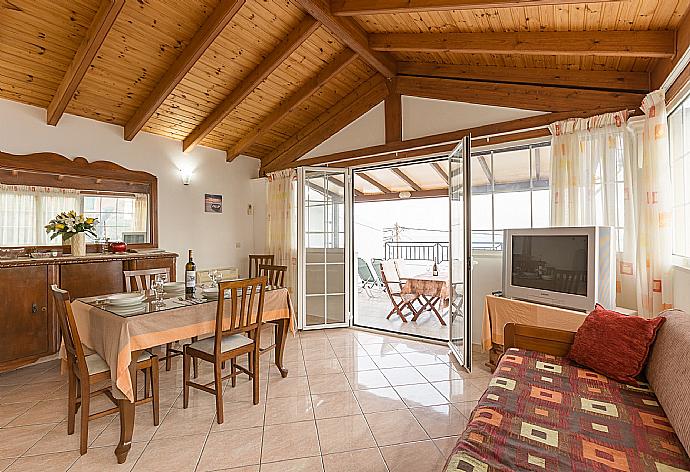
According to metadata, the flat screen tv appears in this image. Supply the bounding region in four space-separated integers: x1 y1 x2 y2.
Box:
502 227 615 312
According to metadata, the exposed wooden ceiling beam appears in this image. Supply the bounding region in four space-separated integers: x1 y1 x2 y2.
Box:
384 80 402 143
293 0 397 77
183 16 320 152
124 0 245 141
358 172 392 193
395 76 644 112
431 162 448 184
46 0 124 126
653 6 690 91
355 188 447 202
332 0 621 16
286 109 611 170
226 49 357 162
369 31 676 58
397 62 650 93
262 74 389 173
391 168 422 191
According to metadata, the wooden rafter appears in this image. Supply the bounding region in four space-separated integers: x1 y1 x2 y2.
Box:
327 175 363 196
355 188 447 202
384 79 402 143
653 6 690 91
46 0 124 126
369 31 676 58
331 0 621 16
358 172 391 193
391 168 422 191
183 16 320 152
431 162 448 184
226 49 357 162
293 0 397 77
262 74 389 173
395 76 644 113
397 62 650 93
124 0 245 141
477 156 493 182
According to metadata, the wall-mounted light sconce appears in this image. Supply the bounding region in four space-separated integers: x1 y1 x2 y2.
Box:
179 168 193 185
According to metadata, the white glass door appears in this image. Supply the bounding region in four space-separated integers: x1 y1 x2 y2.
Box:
298 167 351 329
448 137 472 370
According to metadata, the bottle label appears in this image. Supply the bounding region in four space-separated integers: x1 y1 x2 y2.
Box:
185 271 196 288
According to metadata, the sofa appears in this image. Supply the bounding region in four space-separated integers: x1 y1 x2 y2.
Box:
444 309 690 471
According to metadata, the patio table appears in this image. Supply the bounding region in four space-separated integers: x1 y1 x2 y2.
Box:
401 273 449 325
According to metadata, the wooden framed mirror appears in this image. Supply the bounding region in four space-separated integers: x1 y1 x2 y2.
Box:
0 151 158 251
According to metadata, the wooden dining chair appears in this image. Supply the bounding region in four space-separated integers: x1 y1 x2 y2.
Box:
259 264 287 289
380 260 418 322
51 285 159 455
182 277 267 424
249 254 274 278
123 267 195 373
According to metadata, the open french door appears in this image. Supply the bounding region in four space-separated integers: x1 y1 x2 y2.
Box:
297 167 352 330
448 137 472 371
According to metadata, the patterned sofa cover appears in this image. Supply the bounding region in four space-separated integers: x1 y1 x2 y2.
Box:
444 310 690 472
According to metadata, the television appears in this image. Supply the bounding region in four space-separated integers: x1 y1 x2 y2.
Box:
502 227 615 312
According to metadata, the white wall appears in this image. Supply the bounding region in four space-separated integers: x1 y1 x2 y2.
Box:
673 266 690 312
0 98 263 277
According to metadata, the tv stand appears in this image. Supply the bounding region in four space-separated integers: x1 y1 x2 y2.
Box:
482 295 637 371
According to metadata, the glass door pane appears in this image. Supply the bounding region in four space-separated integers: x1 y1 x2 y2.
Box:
448 137 472 370
298 167 350 329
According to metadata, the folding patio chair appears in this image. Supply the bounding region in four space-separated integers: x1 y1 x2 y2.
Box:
380 260 419 322
357 257 377 298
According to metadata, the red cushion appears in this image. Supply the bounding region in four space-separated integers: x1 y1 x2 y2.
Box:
567 305 665 385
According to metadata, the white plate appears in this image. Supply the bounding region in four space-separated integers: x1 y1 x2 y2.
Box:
108 304 146 315
107 293 146 306
163 282 185 291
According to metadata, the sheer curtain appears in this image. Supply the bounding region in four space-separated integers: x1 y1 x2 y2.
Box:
266 169 297 306
134 193 149 233
633 91 674 316
0 185 81 246
549 111 637 309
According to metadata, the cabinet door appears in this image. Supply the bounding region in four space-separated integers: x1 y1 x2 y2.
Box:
60 261 124 298
0 266 49 364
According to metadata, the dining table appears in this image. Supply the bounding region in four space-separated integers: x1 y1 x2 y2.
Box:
400 272 450 325
70 286 294 463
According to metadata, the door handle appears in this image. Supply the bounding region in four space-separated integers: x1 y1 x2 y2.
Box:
32 303 37 313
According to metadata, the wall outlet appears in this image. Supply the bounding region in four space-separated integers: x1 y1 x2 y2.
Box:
247 204 253 216
235 242 241 248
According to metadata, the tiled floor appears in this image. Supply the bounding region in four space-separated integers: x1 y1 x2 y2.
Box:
0 327 491 472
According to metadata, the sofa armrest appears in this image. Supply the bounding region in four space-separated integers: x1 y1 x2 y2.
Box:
503 323 576 357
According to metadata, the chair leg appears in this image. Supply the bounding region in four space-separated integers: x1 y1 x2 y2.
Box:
191 337 199 379
143 367 150 400
252 351 260 405
214 361 224 424
67 368 76 436
79 381 90 455
231 359 236 388
151 363 160 426
165 343 173 371
247 353 252 380
182 349 190 409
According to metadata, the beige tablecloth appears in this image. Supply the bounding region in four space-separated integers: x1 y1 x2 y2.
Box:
71 288 294 402
481 294 587 351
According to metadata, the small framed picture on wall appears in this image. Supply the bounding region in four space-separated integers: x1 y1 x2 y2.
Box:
204 194 222 213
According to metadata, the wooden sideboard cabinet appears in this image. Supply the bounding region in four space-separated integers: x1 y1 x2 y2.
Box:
0 252 177 372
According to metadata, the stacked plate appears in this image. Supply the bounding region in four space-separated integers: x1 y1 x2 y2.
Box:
201 286 219 299
163 282 186 296
105 292 146 315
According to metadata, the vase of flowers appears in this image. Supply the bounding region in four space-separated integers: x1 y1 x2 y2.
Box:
45 211 98 257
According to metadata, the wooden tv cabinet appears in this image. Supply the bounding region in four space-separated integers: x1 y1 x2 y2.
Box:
0 251 177 372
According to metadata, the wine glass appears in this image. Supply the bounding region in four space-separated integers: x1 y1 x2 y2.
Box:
209 269 220 287
152 273 167 307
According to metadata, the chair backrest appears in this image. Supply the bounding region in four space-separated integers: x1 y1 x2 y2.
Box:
51 285 88 378
213 277 267 357
357 257 375 283
123 267 170 292
371 258 384 284
380 260 402 294
392 259 407 279
259 264 287 289
249 254 274 278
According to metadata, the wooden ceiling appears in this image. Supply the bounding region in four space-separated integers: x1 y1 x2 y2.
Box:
1 0 689 174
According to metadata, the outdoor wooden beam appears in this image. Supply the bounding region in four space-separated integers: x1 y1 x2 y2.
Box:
293 0 397 77
47 0 124 125
397 62 650 93
332 0 621 16
327 175 363 196
391 168 422 191
226 49 357 162
477 156 493 182
431 162 448 184
355 188 448 202
262 74 389 173
124 0 245 141
183 16 320 152
370 31 676 58
394 76 645 113
358 172 392 193
385 79 402 143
